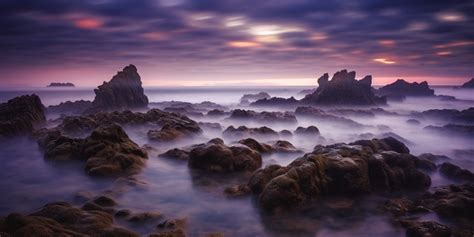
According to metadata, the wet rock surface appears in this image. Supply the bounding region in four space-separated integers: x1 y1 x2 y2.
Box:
0 94 45 138
378 79 435 97
39 124 148 176
248 137 432 211
301 70 386 105
0 202 138 236
188 138 262 172
238 138 301 154
85 65 148 113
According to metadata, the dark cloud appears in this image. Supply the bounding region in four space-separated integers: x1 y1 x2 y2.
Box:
0 0 473 84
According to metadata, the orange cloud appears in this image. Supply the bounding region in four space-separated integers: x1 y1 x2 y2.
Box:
434 41 474 49
436 51 452 56
379 40 395 46
227 41 260 48
74 18 103 29
141 32 167 41
373 58 396 64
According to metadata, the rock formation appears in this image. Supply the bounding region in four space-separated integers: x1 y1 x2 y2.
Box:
240 92 270 104
461 78 474 88
228 109 297 123
47 100 92 116
0 94 45 138
222 125 279 139
300 70 386 105
378 79 435 97
246 137 432 211
85 65 148 113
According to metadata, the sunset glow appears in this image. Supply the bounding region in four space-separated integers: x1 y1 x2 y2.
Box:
73 18 103 29
373 58 397 65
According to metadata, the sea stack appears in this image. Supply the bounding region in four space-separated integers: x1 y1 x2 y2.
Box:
461 78 474 88
378 79 435 97
86 64 148 113
0 94 45 138
301 70 386 105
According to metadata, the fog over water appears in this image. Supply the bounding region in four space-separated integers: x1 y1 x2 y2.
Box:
0 86 473 236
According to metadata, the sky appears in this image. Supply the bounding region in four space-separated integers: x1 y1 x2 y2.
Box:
0 0 473 87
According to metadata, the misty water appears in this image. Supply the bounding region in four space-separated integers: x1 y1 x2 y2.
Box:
0 86 473 236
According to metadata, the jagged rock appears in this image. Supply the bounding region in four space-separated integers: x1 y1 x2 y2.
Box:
228 109 297 123
85 65 148 113
207 109 228 117
439 162 474 182
47 100 92 116
378 79 434 97
425 124 474 137
223 126 279 139
300 70 386 105
240 92 270 104
248 137 431 211
56 109 201 137
295 106 365 128
188 138 262 172
0 94 45 138
461 78 474 88
38 124 148 176
238 138 301 154
251 97 299 106
0 202 138 236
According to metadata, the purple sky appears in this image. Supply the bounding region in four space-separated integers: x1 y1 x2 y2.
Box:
1 0 473 87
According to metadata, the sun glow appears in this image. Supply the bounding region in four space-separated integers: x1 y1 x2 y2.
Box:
227 41 260 48
373 58 396 64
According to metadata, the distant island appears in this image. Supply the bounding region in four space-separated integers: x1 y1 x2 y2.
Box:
47 82 75 87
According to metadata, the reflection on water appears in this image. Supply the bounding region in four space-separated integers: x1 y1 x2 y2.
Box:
0 86 473 236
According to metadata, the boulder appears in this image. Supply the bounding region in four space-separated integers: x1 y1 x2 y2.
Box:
238 138 301 154
300 70 386 105
0 94 45 138
228 109 297 124
418 108 474 124
85 65 148 113
439 162 474 182
0 202 138 236
294 126 320 136
47 100 92 116
251 97 299 107
248 137 431 211
188 138 262 172
223 126 279 139
378 79 434 97
424 124 474 137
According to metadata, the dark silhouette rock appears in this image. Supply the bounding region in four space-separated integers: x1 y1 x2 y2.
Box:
47 82 75 87
223 125 279 139
238 138 301 154
248 137 430 211
228 109 297 123
406 119 421 125
461 78 474 88
148 119 202 142
300 70 386 105
418 108 474 124
251 96 299 106
425 124 474 137
240 92 270 104
401 220 452 237
47 100 92 116
0 94 45 138
188 138 262 172
85 65 148 113
295 106 366 128
378 79 434 97
439 162 474 182
0 202 138 236
294 126 320 136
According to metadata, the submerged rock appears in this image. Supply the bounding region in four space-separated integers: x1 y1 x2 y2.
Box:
251 97 299 107
378 79 434 97
301 70 386 105
223 125 279 139
439 162 474 182
0 94 45 138
294 126 320 136
228 109 297 124
85 65 148 113
0 202 138 236
248 137 431 211
240 92 270 104
188 138 262 172
47 100 92 116
424 124 474 137
418 108 474 124
295 106 366 128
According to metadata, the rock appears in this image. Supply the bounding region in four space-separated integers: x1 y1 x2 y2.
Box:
153 218 187 237
418 153 451 164
151 101 227 113
207 109 228 117
159 148 191 161
47 100 93 116
400 220 452 237
240 92 270 104
327 108 376 117
228 109 297 124
83 124 148 176
297 88 316 96
301 70 386 105
439 162 474 182
223 126 279 139
406 119 420 125
0 202 138 236
128 211 162 222
295 106 366 128
238 138 301 154
198 122 222 131
378 79 434 97
47 82 75 87
224 184 251 197
425 124 474 137
418 108 474 124
148 120 202 142
188 138 262 172
461 78 474 88
251 97 299 107
248 137 431 211
85 65 148 113
279 130 292 138
294 126 320 136
93 196 117 207
115 209 131 218
0 94 45 138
